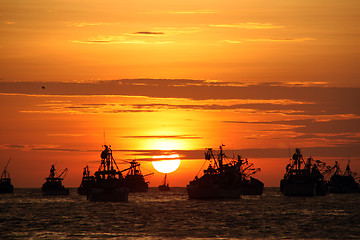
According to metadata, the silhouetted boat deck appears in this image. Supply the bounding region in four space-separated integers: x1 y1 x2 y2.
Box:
187 145 263 199
41 165 69 196
87 145 128 202
124 160 153 193
0 158 14 194
280 148 328 196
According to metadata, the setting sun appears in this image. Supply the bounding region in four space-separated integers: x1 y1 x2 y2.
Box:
152 154 181 173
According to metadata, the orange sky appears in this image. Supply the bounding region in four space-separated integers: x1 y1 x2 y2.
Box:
1 1 360 188
1 0 360 85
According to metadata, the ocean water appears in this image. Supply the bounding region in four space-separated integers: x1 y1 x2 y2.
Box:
0 187 359 239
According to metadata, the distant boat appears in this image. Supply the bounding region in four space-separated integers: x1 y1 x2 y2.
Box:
280 148 328 196
124 160 153 193
158 174 170 191
41 165 69 196
187 145 264 199
78 165 95 195
327 161 360 193
0 158 14 194
87 145 128 202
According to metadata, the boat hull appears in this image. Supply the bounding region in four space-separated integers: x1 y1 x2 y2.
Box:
159 185 170 191
187 184 241 199
328 175 360 194
87 187 129 202
240 177 264 195
42 189 69 196
280 179 328 196
78 178 95 195
0 183 14 194
42 180 69 196
125 181 148 193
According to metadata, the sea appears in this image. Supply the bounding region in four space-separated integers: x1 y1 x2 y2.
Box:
1 187 359 239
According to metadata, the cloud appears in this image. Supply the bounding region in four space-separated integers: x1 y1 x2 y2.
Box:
121 135 202 139
4 144 25 149
221 38 315 44
210 22 285 29
143 10 216 15
31 147 80 152
72 35 173 44
243 37 316 42
67 22 117 27
133 31 164 35
225 118 360 142
47 133 85 137
0 144 79 152
1 79 359 116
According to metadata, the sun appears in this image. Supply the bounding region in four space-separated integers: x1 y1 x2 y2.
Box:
152 154 181 173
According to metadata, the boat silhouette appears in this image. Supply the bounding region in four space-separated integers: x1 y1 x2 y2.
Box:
87 145 129 202
78 165 95 195
326 161 360 193
0 158 14 194
280 148 328 196
158 173 170 191
187 145 263 199
41 164 69 196
124 160 153 193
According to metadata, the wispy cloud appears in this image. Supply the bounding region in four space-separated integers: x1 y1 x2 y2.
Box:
47 133 85 137
221 38 315 44
121 135 202 139
1 79 359 116
151 27 201 36
142 10 217 15
71 33 173 44
4 144 25 149
210 22 284 29
66 22 118 27
243 37 316 42
132 31 164 35
0 144 79 152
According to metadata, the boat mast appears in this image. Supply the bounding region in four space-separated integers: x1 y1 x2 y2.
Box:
219 144 225 169
1 158 11 179
164 174 167 186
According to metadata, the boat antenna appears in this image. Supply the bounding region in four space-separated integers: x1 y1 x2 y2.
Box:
2 157 11 178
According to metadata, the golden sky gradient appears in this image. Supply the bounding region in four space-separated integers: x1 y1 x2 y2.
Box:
1 1 360 187
1 0 360 85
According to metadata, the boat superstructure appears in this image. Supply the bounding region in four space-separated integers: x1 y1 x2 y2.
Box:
280 148 328 196
187 145 263 199
78 165 95 195
326 161 360 193
124 160 153 193
87 145 128 202
158 173 170 191
41 164 69 196
0 158 14 194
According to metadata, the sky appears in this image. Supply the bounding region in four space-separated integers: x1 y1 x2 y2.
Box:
1 0 359 188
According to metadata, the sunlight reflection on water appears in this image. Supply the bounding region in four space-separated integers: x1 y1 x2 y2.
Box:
1 187 359 239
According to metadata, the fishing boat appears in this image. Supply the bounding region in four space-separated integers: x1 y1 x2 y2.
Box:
41 165 69 196
78 165 95 195
158 174 170 191
187 145 264 199
124 160 153 193
326 161 360 193
0 158 14 194
87 145 129 202
280 148 328 196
